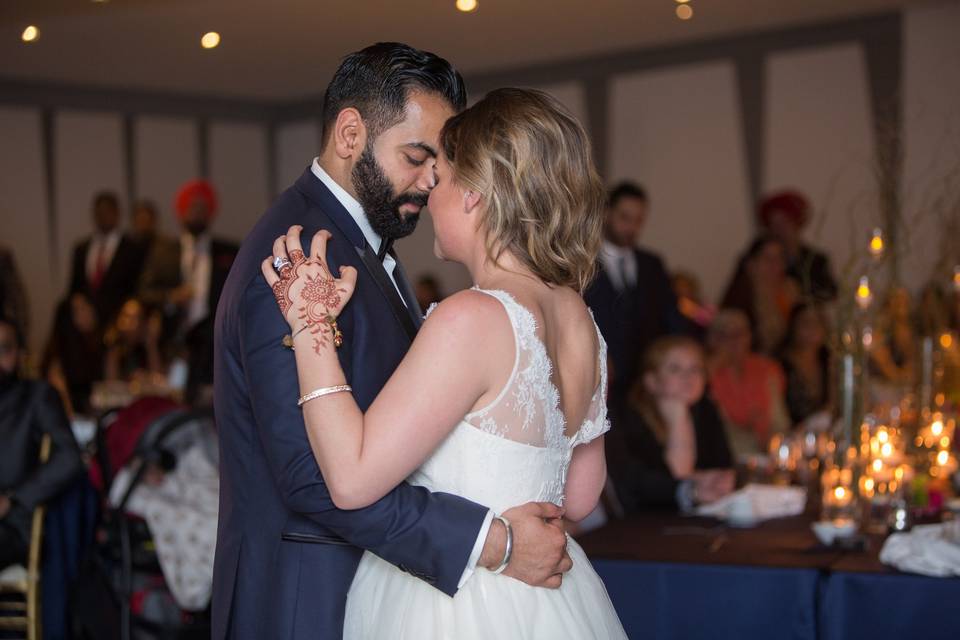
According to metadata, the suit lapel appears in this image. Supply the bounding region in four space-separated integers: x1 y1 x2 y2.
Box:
355 246 419 341
391 256 423 329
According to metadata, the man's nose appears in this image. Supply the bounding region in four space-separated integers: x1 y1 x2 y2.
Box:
417 163 438 191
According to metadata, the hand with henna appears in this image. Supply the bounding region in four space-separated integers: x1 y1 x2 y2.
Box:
261 225 358 354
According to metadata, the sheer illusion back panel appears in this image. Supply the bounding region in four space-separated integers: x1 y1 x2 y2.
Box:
461 288 608 449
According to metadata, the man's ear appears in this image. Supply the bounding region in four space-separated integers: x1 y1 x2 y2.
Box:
463 189 482 214
332 108 366 160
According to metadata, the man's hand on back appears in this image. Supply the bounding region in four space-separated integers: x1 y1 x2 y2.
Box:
479 501 572 588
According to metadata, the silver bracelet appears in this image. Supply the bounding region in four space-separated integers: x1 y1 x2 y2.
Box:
297 385 352 407
490 515 513 575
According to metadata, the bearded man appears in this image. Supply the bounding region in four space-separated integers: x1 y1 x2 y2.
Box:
211 43 570 640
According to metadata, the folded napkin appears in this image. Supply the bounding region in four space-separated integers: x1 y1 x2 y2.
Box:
879 523 960 577
696 483 807 525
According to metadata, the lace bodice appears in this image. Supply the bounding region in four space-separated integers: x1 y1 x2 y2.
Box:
409 288 610 513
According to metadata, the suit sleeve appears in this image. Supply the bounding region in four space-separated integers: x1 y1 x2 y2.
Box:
12 383 84 511
238 274 488 596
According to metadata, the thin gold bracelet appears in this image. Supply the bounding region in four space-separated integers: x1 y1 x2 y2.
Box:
297 385 352 407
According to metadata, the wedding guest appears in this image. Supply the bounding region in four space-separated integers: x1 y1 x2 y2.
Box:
720 235 799 354
130 199 164 253
606 336 735 512
758 189 837 301
0 246 29 347
41 293 104 416
585 182 684 396
869 286 916 389
672 270 715 342
708 309 790 458
778 302 832 426
138 180 238 403
414 274 445 311
68 191 143 328
103 298 166 384
0 314 84 571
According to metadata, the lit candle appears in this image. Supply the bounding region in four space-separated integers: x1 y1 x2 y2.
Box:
855 276 873 309
869 228 884 257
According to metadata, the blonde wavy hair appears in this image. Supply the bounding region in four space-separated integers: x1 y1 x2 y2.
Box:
439 88 605 292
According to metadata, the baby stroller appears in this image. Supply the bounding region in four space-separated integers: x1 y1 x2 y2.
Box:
73 401 217 640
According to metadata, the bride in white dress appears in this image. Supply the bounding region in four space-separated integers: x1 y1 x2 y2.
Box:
262 88 628 639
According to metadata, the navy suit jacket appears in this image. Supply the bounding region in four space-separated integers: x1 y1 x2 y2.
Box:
212 168 488 639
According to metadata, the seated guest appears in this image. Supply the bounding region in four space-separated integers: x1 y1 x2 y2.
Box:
778 302 832 426
758 189 837 301
606 336 735 512
708 309 790 458
41 292 104 416
721 235 799 354
585 182 684 397
0 315 84 571
138 180 238 404
103 298 166 384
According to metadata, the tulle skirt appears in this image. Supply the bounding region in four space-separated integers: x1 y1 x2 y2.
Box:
343 537 627 639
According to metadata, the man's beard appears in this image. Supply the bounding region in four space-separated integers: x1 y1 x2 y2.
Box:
351 145 426 240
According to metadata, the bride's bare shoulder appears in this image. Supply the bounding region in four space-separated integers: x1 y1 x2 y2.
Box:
419 288 512 339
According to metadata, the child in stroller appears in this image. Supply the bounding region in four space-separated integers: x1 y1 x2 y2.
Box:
75 399 218 640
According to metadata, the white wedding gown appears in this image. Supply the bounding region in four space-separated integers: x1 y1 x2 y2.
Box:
343 288 628 639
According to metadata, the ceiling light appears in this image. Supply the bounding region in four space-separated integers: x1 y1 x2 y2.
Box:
22 25 40 43
676 4 693 20
675 0 691 3
201 31 221 49
456 0 478 12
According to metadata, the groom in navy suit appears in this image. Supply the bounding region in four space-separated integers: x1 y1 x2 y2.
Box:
213 43 571 639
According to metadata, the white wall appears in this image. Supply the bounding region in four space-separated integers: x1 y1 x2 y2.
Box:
608 61 753 303
134 116 199 235
53 111 126 289
275 119 320 194
902 0 960 291
208 121 270 243
0 108 54 356
764 43 876 289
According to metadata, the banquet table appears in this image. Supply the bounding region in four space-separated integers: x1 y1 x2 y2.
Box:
580 511 959 640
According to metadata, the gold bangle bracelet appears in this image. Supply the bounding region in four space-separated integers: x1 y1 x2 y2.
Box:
297 385 352 407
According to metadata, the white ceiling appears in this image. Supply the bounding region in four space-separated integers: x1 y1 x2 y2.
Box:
1 0 919 100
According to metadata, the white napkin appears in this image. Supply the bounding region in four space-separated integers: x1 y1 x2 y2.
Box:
879 524 960 577
696 483 807 525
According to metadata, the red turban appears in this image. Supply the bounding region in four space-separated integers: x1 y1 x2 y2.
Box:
175 179 218 220
758 190 809 228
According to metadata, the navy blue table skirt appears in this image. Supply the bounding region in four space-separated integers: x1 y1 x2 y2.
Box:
819 571 960 640
593 559 820 640
594 559 960 640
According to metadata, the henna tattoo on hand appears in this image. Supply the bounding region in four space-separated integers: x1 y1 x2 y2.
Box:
272 279 292 315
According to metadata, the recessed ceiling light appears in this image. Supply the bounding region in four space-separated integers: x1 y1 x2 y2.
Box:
201 31 221 49
456 0 478 13
675 0 691 3
676 4 693 20
21 25 40 43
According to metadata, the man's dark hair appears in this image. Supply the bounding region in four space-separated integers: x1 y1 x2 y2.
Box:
133 199 159 218
608 182 648 208
320 42 467 146
93 191 120 211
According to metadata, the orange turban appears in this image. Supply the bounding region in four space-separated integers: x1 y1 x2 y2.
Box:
175 179 218 220
758 190 809 228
